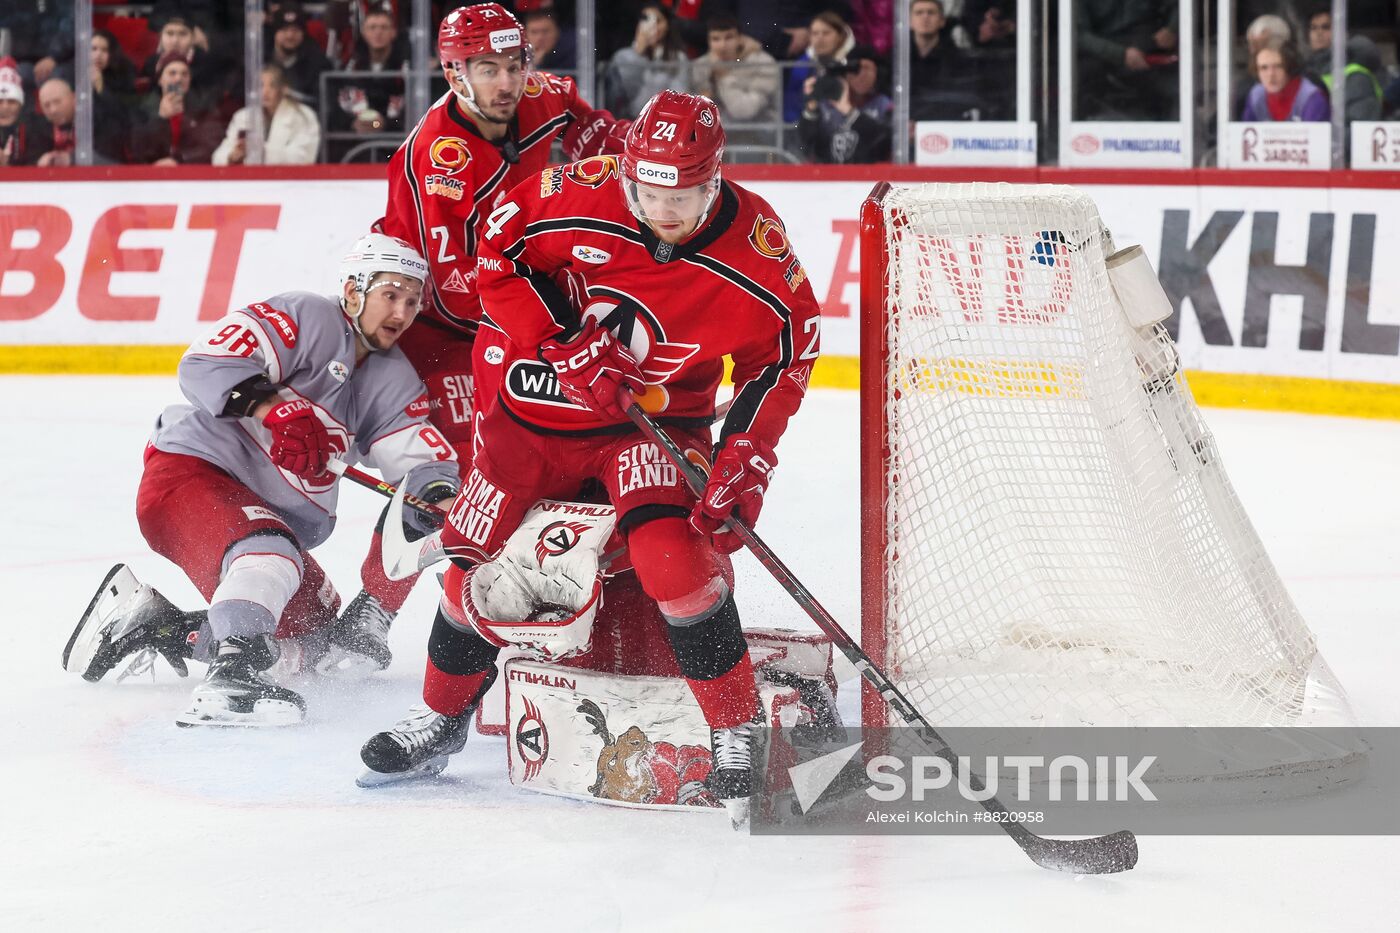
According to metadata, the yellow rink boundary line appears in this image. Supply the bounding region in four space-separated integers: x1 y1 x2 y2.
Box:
6 345 1400 421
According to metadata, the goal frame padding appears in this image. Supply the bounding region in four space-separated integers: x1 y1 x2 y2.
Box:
859 182 891 730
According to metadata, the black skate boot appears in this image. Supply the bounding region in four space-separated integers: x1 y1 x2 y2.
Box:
709 720 762 829
358 704 476 787
316 590 395 677
175 635 306 728
63 564 202 682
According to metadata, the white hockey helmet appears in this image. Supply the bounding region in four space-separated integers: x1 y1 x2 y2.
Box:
338 234 429 349
339 233 429 295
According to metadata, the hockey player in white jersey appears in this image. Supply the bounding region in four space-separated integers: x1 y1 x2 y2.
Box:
62 234 459 727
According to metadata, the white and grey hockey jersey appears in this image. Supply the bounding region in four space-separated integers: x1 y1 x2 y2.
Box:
151 291 458 548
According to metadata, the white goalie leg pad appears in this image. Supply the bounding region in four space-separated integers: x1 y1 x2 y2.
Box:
460 499 616 662
208 535 304 643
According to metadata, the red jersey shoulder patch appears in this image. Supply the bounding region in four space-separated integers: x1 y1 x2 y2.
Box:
406 393 431 419
246 303 297 347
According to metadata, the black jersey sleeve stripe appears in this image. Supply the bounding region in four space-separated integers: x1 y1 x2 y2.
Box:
722 314 794 443
523 217 644 243
519 113 571 151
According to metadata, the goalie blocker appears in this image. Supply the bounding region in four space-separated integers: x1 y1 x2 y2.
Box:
437 496 842 810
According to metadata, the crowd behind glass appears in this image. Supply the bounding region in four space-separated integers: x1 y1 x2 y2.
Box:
1 0 1397 167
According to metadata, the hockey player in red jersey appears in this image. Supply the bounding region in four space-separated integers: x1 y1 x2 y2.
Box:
359 91 822 824
342 3 630 664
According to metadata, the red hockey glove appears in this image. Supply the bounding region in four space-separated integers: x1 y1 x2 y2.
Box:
263 398 335 478
691 434 777 553
539 319 644 421
563 110 632 160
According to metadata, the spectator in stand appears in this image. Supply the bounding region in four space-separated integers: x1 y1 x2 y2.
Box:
214 64 320 166
798 44 891 163
129 53 227 165
1076 0 1180 121
604 4 692 120
1304 6 1384 124
0 1 75 91
267 2 332 108
908 0 974 120
519 0 577 71
140 13 218 96
963 0 1016 48
692 15 782 133
91 30 139 108
1242 37 1330 123
785 11 856 122
0 58 52 167
524 9 576 73
330 5 408 140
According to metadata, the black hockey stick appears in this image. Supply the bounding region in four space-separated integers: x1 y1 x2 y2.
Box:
622 394 1138 874
328 398 736 527
328 459 446 524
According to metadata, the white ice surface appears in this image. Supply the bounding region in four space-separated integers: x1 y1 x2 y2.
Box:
1 378 1397 931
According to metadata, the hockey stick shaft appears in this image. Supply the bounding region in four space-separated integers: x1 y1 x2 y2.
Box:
622 397 1137 874
327 398 735 525
327 459 446 524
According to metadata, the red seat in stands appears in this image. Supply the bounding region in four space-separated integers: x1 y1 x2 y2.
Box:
96 14 160 67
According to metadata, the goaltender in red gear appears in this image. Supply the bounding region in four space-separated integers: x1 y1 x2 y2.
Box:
355 3 630 630
359 90 821 816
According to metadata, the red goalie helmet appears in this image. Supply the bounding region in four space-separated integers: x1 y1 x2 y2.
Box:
438 3 526 67
621 90 726 190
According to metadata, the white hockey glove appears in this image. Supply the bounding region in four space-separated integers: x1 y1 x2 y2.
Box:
460 499 618 662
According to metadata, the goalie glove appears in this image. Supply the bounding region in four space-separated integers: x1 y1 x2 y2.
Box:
691 433 777 553
539 318 644 421
456 499 618 662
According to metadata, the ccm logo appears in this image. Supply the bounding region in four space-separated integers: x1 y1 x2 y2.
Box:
634 160 679 187
550 333 612 371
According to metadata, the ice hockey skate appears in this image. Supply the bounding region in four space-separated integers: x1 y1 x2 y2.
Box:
357 704 473 787
175 636 306 728
314 590 396 677
62 564 200 682
708 721 759 829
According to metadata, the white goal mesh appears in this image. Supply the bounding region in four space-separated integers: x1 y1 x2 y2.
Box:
868 183 1353 728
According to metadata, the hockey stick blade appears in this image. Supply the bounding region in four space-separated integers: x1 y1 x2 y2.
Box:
380 473 447 581
620 391 1139 874
1011 827 1139 875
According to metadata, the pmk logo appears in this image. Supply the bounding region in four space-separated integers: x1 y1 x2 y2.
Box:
429 136 472 175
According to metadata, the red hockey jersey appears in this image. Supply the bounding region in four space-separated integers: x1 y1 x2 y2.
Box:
376 72 591 338
474 155 821 454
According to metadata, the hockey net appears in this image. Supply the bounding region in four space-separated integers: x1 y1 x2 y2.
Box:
859 182 1354 730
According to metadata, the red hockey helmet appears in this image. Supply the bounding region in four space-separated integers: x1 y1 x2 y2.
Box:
438 3 527 67
620 91 726 231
